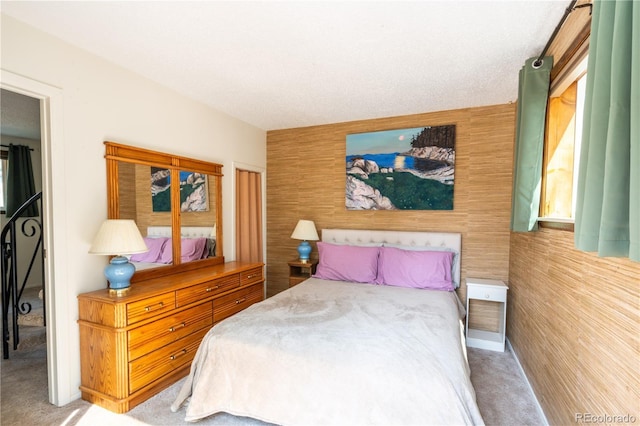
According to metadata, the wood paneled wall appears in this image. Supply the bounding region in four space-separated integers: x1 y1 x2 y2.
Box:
266 103 516 303
118 162 137 221
509 229 640 424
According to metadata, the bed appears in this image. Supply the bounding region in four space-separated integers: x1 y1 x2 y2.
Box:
129 226 216 270
171 229 484 425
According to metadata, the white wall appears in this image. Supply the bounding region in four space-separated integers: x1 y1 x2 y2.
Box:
1 14 266 405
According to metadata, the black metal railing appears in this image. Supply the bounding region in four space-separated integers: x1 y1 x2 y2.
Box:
1 192 44 359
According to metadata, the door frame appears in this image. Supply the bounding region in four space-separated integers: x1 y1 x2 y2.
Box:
1 69 69 406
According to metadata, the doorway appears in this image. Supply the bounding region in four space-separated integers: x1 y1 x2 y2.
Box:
235 165 265 264
0 88 45 350
1 70 66 406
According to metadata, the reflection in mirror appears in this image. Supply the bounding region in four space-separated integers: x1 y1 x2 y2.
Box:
178 171 218 264
117 162 173 270
105 141 224 282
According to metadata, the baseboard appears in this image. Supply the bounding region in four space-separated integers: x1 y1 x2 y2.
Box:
506 338 549 426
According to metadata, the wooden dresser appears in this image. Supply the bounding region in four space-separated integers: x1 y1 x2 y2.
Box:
77 261 264 413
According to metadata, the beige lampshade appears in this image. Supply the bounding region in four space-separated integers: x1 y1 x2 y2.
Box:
89 219 148 255
290 220 319 241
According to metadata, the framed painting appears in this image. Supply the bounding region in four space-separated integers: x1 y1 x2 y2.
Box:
151 168 209 212
346 125 455 210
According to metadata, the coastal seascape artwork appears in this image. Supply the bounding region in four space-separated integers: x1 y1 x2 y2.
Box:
151 168 209 212
346 125 455 210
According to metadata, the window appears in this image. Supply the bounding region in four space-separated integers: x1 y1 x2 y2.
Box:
539 58 588 224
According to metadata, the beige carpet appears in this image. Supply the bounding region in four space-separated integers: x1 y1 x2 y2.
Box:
1 333 545 426
6 287 46 351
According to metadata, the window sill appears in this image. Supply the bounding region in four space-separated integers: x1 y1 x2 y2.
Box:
537 217 574 232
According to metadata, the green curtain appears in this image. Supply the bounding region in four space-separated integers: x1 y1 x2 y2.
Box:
510 56 553 232
5 144 39 218
575 0 639 262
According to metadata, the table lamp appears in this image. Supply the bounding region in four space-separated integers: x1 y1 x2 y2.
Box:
290 219 319 263
89 219 148 295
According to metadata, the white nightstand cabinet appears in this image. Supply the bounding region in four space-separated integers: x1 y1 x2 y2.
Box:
465 278 509 352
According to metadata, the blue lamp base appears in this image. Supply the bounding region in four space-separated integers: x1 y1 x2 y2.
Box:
104 256 135 296
297 240 312 263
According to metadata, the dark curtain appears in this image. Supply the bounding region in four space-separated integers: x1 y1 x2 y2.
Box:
574 0 639 262
6 144 39 218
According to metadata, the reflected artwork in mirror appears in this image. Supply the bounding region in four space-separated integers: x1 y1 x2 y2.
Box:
151 169 210 213
105 141 224 282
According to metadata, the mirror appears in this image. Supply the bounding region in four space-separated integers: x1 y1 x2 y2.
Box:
105 141 224 282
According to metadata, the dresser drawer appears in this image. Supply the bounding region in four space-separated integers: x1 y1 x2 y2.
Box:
214 283 263 323
176 274 240 308
240 266 263 286
128 302 213 361
129 327 208 394
127 292 176 325
467 285 507 303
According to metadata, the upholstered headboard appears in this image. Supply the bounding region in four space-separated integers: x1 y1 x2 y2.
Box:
147 226 216 239
321 228 461 288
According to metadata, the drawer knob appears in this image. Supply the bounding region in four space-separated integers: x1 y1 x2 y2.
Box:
206 285 220 292
246 273 258 279
169 349 188 360
169 322 186 332
235 298 246 305
144 301 164 312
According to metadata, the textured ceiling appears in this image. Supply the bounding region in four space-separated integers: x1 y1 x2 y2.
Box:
1 1 568 131
1 89 41 141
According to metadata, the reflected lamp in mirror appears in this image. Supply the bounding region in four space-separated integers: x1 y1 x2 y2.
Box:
290 220 319 263
89 219 148 295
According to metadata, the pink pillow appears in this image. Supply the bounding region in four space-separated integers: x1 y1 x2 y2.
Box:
376 246 454 291
313 242 379 283
130 237 168 263
181 238 209 262
158 240 173 264
158 238 208 264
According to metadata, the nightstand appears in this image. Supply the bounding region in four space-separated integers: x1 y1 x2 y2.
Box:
465 278 508 352
288 259 318 288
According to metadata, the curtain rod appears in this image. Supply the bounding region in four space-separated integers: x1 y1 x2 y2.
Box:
533 0 592 68
0 144 35 151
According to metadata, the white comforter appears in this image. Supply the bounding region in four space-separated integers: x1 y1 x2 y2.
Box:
171 278 484 425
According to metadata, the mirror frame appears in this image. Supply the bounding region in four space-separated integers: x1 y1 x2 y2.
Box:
104 141 224 282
